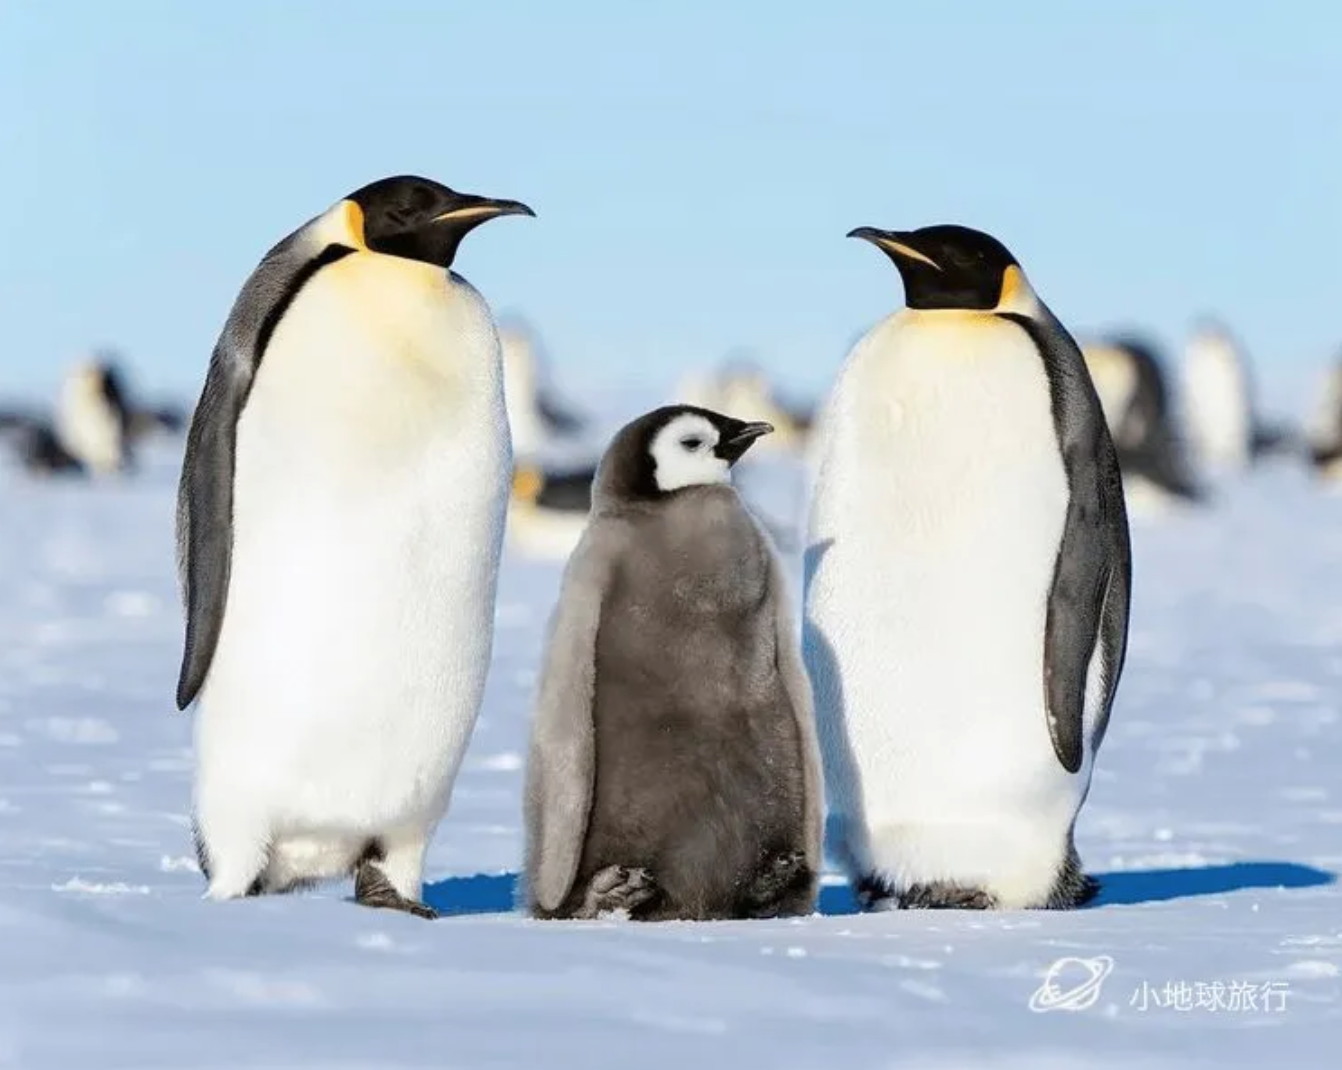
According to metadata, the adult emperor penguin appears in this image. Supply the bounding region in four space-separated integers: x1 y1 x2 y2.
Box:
676 356 814 455
804 224 1132 911
1307 355 1342 482
54 357 134 476
1081 335 1205 509
497 315 586 460
1180 319 1296 475
523 405 824 921
174 174 533 918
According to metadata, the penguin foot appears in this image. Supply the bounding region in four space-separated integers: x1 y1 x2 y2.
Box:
575 865 658 919
354 862 439 920
1077 874 1101 905
854 873 899 912
1044 839 1100 909
742 850 812 917
898 881 999 911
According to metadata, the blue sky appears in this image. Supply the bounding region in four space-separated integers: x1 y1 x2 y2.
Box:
1 1 1338 411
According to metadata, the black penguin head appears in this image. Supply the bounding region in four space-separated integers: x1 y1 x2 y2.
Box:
847 223 1024 311
594 405 774 504
338 175 534 268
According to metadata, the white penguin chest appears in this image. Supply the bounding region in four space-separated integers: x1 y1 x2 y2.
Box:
200 257 509 814
808 314 1070 794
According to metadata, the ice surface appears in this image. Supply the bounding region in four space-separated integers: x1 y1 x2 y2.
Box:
0 443 1338 1069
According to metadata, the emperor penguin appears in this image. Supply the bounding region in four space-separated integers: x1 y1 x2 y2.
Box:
1081 335 1205 511
523 405 824 921
1180 319 1295 476
676 356 813 455
804 224 1132 911
497 316 586 460
17 422 84 476
506 462 596 559
54 357 134 476
1307 355 1342 482
174 175 533 918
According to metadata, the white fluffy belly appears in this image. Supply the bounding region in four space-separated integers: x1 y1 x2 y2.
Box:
198 479 498 836
196 346 507 863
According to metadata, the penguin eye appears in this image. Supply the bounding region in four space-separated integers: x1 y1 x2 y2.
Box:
680 436 705 451
947 247 982 269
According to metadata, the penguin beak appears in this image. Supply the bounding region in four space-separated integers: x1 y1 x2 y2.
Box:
847 227 942 271
433 195 536 227
715 421 774 464
407 192 534 267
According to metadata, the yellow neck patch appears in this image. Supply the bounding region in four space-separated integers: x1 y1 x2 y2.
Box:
997 264 1027 310
512 466 543 502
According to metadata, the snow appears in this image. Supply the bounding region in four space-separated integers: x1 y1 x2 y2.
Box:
1 442 1339 1069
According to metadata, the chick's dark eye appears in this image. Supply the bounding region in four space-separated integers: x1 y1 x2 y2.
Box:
681 436 704 450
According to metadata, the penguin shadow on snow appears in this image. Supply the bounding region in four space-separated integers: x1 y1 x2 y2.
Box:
422 872 518 916
416 863 1337 920
801 539 880 908
815 861 1336 915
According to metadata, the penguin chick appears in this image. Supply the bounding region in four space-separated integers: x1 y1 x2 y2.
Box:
524 404 824 921
175 174 532 918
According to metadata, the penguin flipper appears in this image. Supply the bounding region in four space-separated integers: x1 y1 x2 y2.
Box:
523 526 615 915
1043 436 1132 774
174 346 246 710
173 228 350 711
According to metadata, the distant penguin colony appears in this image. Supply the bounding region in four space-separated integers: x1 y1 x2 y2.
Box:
1081 336 1205 510
498 316 587 461
0 355 187 478
804 224 1131 910
8 165 1322 922
174 175 532 918
505 461 597 559
676 357 813 454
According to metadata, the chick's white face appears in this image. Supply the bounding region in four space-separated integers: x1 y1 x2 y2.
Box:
649 413 729 492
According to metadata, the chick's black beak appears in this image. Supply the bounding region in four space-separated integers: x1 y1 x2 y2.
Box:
715 421 774 464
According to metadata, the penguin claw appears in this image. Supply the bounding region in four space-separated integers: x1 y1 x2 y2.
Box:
353 862 440 920
898 881 998 911
741 849 812 917
578 864 658 918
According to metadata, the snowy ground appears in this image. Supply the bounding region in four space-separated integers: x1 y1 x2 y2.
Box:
1 440 1339 1069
